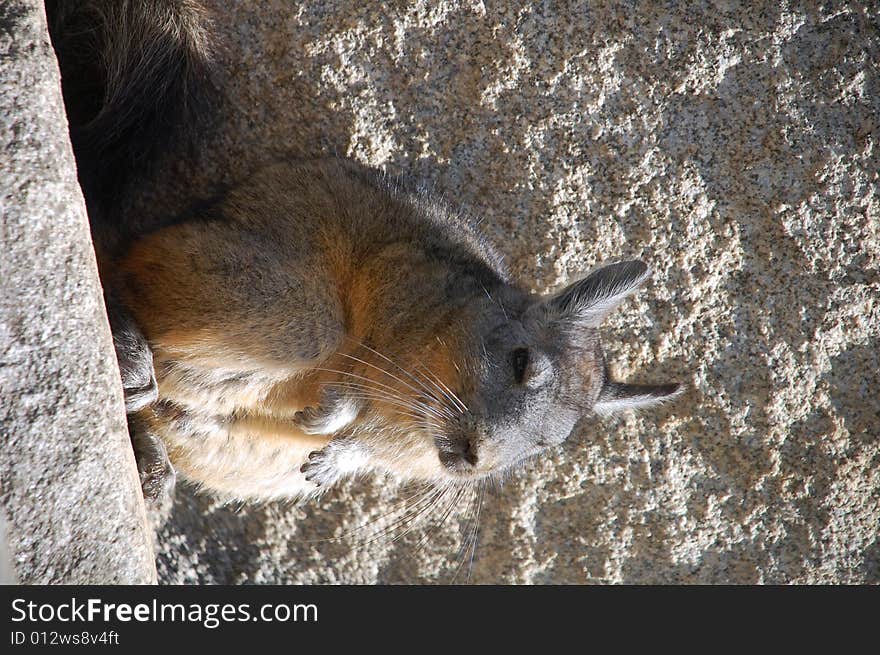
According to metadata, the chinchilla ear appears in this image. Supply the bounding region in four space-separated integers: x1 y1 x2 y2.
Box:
593 380 685 415
546 260 651 327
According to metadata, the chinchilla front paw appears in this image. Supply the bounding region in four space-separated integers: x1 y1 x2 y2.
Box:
293 389 360 435
300 437 368 487
131 428 176 503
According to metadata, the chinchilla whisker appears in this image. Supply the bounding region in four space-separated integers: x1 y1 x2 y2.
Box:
342 336 450 407
311 366 410 399
410 482 470 561
426 365 469 413
414 363 467 415
306 483 439 546
328 381 450 423
357 485 451 548
336 351 451 416
324 364 456 421
412 365 462 419
314 367 451 421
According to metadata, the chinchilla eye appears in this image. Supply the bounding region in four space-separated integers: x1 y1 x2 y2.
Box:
512 348 529 384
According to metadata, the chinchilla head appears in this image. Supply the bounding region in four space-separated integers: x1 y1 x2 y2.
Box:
415 259 684 482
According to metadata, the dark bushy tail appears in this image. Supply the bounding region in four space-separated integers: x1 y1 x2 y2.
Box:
46 0 215 219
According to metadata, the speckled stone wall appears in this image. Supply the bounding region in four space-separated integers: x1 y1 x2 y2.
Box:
140 0 879 583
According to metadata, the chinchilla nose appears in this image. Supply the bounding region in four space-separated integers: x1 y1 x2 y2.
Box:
436 420 479 471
